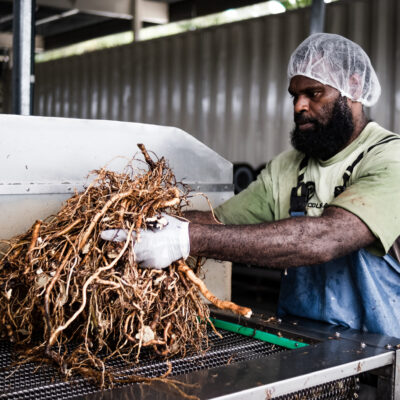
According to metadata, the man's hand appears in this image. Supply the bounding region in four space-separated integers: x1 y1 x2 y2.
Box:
101 215 190 269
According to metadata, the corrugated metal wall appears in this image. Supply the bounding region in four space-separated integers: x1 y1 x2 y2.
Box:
30 0 400 167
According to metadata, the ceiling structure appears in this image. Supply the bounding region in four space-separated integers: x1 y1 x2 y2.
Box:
4 0 325 115
0 0 276 51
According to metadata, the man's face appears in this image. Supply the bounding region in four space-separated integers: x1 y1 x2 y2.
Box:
288 76 354 160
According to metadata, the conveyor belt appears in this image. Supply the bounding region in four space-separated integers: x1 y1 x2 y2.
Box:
274 376 359 400
0 328 286 400
0 325 364 400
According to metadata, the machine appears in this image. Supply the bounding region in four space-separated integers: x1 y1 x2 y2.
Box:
0 115 399 399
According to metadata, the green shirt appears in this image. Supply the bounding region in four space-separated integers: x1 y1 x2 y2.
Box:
215 122 400 256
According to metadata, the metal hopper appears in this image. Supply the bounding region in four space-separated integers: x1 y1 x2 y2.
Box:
0 114 233 300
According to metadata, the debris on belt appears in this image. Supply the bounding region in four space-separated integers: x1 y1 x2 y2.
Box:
0 144 251 390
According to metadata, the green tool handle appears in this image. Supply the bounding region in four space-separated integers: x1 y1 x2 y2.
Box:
209 317 308 349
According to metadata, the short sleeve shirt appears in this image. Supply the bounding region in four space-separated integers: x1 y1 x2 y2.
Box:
215 122 400 256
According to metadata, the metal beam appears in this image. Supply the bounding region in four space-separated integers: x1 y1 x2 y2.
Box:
140 0 168 24
12 0 35 116
0 14 14 25
0 33 44 51
33 0 167 22
130 0 168 41
35 0 132 17
394 348 400 400
35 9 80 26
132 0 142 41
309 0 326 35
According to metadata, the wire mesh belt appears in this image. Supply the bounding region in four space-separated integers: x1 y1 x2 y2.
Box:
273 376 360 400
0 328 285 400
0 328 360 400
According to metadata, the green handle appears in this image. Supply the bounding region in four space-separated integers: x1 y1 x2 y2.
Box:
209 317 308 349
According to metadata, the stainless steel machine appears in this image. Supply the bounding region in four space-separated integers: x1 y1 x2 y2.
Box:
0 115 399 400
0 114 233 301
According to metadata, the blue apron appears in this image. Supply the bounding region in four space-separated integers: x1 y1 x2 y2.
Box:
277 136 400 338
278 250 400 337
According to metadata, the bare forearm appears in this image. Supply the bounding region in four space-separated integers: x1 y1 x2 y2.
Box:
183 210 221 225
189 207 375 269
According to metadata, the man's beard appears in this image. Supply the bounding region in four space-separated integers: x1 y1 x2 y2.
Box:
290 96 354 160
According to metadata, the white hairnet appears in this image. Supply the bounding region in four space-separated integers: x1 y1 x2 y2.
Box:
287 33 381 107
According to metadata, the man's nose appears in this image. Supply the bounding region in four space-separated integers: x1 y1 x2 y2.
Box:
293 95 309 114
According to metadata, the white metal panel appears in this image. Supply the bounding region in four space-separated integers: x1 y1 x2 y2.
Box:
0 114 231 187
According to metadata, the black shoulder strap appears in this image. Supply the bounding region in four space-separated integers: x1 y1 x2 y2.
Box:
334 134 400 197
289 156 309 216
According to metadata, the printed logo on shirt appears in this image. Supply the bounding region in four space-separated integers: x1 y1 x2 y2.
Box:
304 181 329 210
307 202 329 209
305 181 316 200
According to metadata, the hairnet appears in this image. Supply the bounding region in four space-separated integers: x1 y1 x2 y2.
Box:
287 33 381 107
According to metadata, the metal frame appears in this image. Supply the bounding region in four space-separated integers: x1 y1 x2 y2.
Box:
80 311 399 399
12 0 34 115
0 182 233 195
394 348 400 399
310 0 326 34
1 308 396 400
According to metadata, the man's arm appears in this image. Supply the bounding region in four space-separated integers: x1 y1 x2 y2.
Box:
184 210 221 225
189 206 375 269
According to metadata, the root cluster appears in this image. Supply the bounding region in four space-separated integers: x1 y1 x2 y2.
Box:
0 145 251 389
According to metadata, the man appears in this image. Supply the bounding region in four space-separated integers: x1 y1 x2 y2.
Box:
103 33 400 337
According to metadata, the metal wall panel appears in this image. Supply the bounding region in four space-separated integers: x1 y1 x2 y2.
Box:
30 0 400 167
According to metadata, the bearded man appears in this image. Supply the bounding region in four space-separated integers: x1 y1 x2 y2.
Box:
102 33 400 337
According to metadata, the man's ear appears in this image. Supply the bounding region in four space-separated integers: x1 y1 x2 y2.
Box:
349 74 363 100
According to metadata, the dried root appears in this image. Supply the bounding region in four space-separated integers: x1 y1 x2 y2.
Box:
0 144 251 390
177 260 252 318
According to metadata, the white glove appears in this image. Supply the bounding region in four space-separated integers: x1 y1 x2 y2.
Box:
100 214 190 269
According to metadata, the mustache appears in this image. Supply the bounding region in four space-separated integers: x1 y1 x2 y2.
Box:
294 114 318 125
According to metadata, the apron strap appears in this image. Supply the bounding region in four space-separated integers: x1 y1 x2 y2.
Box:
289 156 309 216
334 134 400 197
290 133 400 215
